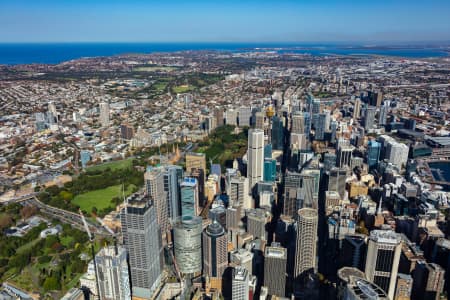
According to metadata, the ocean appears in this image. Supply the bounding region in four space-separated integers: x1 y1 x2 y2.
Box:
0 42 448 65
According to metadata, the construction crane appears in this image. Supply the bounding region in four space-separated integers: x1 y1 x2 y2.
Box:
79 209 101 299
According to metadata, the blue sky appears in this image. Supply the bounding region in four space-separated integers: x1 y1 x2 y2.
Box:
0 0 449 43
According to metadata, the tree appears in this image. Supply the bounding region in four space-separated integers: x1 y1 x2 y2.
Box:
0 214 13 230
43 276 60 291
20 205 38 219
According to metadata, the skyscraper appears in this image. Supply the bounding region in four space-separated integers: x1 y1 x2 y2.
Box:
264 242 287 297
336 146 353 168
294 208 318 278
145 167 169 234
272 115 285 150
120 193 163 299
247 129 265 192
412 261 445 300
99 102 110 127
263 158 277 182
163 165 183 223
180 177 199 217
232 267 250 300
291 112 305 134
246 208 271 241
95 246 131 300
185 152 206 182
203 220 228 280
379 103 389 126
341 234 367 271
283 171 302 217
229 176 251 210
364 106 377 131
367 140 381 169
327 167 349 200
173 216 202 275
365 230 401 299
314 112 328 140
353 98 361 119
238 106 252 127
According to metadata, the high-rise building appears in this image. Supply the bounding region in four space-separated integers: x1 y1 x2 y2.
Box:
120 193 163 299
120 124 135 140
226 206 242 230
232 267 250 300
246 208 271 241
238 106 252 127
330 120 338 144
229 176 251 210
291 112 305 134
95 246 131 300
325 190 341 216
385 140 409 170
412 261 445 300
341 234 367 271
365 230 401 299
255 111 265 130
298 168 321 209
344 276 389 300
190 168 205 208
173 216 202 275
203 220 228 280
315 112 328 140
215 109 224 127
353 98 361 119
99 102 110 127
294 208 318 278
395 273 413 300
364 106 377 131
283 171 302 217
185 152 206 181
180 177 199 217
272 115 285 150
163 165 183 223
368 91 383 107
264 242 287 297
327 167 349 200
145 167 169 234
247 129 265 192
379 103 389 126
263 158 277 182
431 238 450 298
367 140 381 169
226 109 238 126
47 101 58 124
337 146 353 168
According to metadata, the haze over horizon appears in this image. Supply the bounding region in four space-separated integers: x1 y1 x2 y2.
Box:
0 0 449 43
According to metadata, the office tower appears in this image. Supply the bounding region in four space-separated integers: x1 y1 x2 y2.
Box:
205 115 217 133
351 157 363 170
353 98 361 119
238 106 252 127
185 152 206 181
395 273 413 300
365 230 401 299
404 119 416 131
246 208 271 241
379 103 389 126
298 168 320 209
120 124 134 140
294 208 318 278
226 206 242 230
337 146 353 168
364 106 376 131
180 177 199 217
330 120 338 144
120 193 163 299
164 165 183 223
325 190 341 216
99 102 110 127
344 276 389 300
259 190 274 207
209 202 227 228
272 115 285 150
264 144 272 158
341 234 367 271
367 140 381 169
263 158 277 182
327 167 349 199
230 248 254 274
291 112 305 134
323 153 337 172
203 220 228 279
264 242 287 297
412 261 445 300
95 246 131 300
368 91 383 107
312 99 321 114
385 141 409 170
283 171 302 217
47 101 58 123
229 176 251 210
247 129 265 192
144 167 169 234
314 112 328 140
255 111 265 130
232 267 250 300
211 164 221 177
190 168 205 208
226 109 238 126
215 109 224 126
432 238 450 297
173 216 202 275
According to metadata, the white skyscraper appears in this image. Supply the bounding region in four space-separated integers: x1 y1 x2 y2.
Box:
294 208 318 278
247 129 264 193
95 246 131 300
99 102 110 127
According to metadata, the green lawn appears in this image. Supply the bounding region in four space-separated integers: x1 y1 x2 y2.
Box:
72 184 136 212
87 158 133 172
16 238 42 255
172 85 194 93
